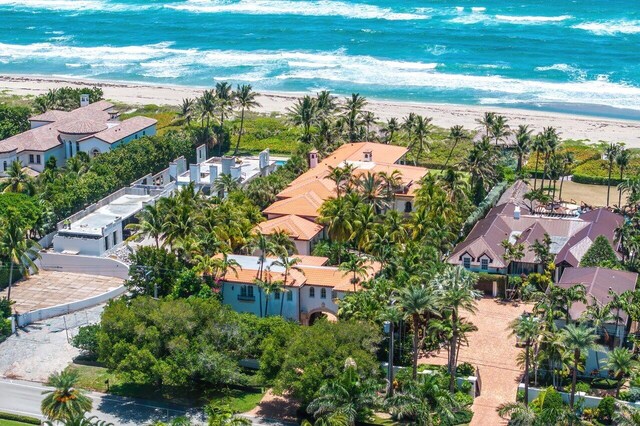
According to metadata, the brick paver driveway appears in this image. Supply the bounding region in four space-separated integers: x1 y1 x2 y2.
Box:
421 298 532 426
0 271 123 314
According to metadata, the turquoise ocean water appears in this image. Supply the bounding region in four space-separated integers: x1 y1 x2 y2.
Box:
1 0 639 119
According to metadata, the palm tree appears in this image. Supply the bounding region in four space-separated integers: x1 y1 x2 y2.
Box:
232 84 261 155
343 93 367 142
475 112 495 136
539 127 559 192
496 402 536 425
206 403 252 426
514 125 532 173
307 358 378 425
560 324 600 409
558 152 575 202
177 98 195 126
198 89 217 128
509 315 542 403
408 115 432 166
287 95 318 143
402 113 416 146
530 134 547 191
613 403 640 426
126 203 165 248
383 118 400 144
318 198 355 262
398 284 438 379
444 125 467 168
327 164 355 198
316 90 337 117
490 114 510 146
385 372 460 425
339 256 372 291
246 233 277 317
362 111 377 139
0 216 42 303
582 297 614 369
433 266 480 392
272 254 304 316
616 146 631 208
605 143 622 206
215 82 235 155
213 174 239 198
606 347 636 397
2 160 35 195
44 415 113 426
41 370 92 421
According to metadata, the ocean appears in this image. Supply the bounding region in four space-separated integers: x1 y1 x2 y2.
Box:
1 0 640 119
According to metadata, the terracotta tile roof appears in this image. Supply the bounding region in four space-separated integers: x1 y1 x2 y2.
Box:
291 255 329 266
263 191 325 219
0 101 115 154
558 267 638 321
58 119 107 135
29 110 71 122
81 116 157 144
277 178 336 200
256 214 323 241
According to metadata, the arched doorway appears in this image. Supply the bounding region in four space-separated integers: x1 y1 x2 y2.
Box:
304 307 338 326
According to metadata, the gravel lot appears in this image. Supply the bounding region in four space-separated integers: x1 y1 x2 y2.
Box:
0 304 104 382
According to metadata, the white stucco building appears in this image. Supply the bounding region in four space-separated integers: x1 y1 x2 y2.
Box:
0 99 156 176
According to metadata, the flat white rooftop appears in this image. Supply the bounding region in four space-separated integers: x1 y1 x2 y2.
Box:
61 194 154 237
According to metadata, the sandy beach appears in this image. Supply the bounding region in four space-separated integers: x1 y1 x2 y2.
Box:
2 74 640 147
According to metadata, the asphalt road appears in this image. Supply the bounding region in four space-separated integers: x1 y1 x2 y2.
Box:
0 378 202 425
0 378 296 426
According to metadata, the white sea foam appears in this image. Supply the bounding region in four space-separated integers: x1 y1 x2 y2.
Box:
495 14 572 24
0 0 156 12
471 7 485 12
2 41 640 110
572 20 640 36
535 63 587 81
165 0 429 21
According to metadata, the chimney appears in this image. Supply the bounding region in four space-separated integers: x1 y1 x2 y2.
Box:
80 94 90 107
221 156 234 175
308 149 318 169
189 164 199 183
514 206 521 220
363 150 372 162
196 144 207 163
208 164 218 184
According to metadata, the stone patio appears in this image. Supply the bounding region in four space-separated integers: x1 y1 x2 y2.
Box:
421 298 532 426
0 271 123 314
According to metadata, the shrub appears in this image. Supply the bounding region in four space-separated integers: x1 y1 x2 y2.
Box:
592 378 618 389
71 324 100 357
458 379 473 395
454 391 473 407
540 387 564 411
516 389 525 402
0 297 12 318
456 362 475 377
0 318 11 342
619 387 640 402
0 104 31 140
0 411 41 425
580 235 621 268
596 395 615 423
575 381 591 393
447 409 473 426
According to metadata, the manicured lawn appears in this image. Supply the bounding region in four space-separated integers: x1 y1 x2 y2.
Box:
66 364 264 413
0 421 33 426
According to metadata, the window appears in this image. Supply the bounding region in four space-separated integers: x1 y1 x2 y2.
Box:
287 291 293 301
481 258 489 270
112 231 117 246
274 291 280 300
248 286 254 297
91 148 100 158
29 154 34 163
321 288 327 299
240 286 247 297
105 237 109 251
143 130 146 136
3 161 6 171
463 257 471 269
36 155 41 164
404 201 412 213
240 286 255 299
309 287 315 298
76 142 80 154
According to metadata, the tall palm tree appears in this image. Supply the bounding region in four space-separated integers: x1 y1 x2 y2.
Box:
408 115 432 166
433 266 481 392
246 233 277 317
490 114 510 146
398 284 438 379
287 95 318 143
232 84 261 155
0 216 41 303
41 370 92 421
215 82 235 155
362 111 377 139
206 403 253 426
606 347 636 397
383 118 400 144
2 160 35 195
315 90 337 117
613 403 640 426
539 127 559 192
272 254 304 315
605 142 622 206
509 315 542 404
197 89 217 128
318 198 355 261
213 174 239 198
402 113 416 146
339 256 372 291
126 203 165 248
177 98 195 126
558 152 575 202
327 164 355 198
514 124 532 173
616 146 631 208
444 125 467 168
343 93 367 142
582 297 614 369
560 324 600 409
531 134 547 191
475 112 495 137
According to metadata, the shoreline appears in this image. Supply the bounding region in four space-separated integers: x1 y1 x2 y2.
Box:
2 74 640 147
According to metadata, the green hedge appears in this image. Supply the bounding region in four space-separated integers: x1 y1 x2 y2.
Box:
571 158 640 186
0 411 41 425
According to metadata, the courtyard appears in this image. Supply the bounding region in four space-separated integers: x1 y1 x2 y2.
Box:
0 270 123 314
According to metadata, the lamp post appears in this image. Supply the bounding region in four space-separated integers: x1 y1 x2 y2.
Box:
384 320 395 397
